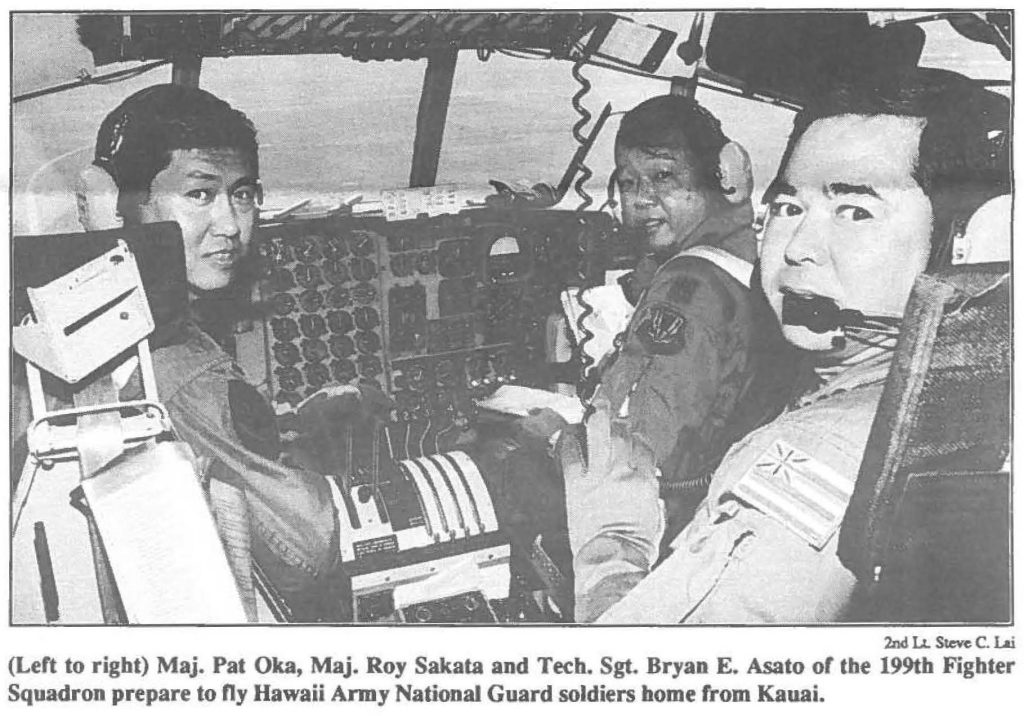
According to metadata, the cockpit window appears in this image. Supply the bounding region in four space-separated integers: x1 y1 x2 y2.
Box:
12 47 424 235
201 56 422 208
12 12 1009 237
436 54 579 192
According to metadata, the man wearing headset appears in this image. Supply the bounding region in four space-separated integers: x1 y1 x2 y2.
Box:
564 70 1010 623
484 95 790 579
75 84 339 620
589 95 792 541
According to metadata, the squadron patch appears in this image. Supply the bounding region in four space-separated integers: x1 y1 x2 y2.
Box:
634 304 688 355
731 439 853 550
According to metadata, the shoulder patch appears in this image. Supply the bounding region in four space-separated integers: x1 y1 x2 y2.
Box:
634 303 688 355
228 379 281 460
731 438 853 550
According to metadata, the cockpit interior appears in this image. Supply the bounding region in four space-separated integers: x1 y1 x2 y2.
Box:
10 11 1012 625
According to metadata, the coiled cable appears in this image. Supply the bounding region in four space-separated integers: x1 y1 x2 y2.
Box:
570 56 594 212
569 55 600 422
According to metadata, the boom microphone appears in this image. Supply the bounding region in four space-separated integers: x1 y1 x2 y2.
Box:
782 293 900 335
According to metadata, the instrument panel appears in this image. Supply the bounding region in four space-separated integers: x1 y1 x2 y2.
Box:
254 208 617 461
254 208 617 622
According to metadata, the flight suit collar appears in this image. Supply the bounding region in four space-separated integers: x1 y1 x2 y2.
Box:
119 320 233 403
618 201 756 305
794 344 895 408
675 201 757 264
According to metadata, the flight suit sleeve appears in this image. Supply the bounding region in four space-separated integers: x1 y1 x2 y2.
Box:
164 364 339 601
594 390 875 624
598 257 750 473
559 402 664 623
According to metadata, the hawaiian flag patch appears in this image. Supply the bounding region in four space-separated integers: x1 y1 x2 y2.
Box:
732 439 854 550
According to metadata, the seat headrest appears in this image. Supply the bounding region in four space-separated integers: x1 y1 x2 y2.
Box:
951 194 1010 265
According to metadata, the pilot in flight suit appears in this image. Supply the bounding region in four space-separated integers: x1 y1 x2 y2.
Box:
593 202 788 543
579 94 793 546
80 84 340 620
568 350 890 623
474 96 790 586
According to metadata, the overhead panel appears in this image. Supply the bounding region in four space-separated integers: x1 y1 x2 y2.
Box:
704 12 926 105
77 12 608 66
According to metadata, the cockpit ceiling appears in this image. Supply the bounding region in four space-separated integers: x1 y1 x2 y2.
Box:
705 12 928 106
704 12 1010 106
77 12 608 66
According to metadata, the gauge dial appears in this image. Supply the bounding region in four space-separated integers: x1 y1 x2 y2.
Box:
358 354 383 377
270 317 299 342
352 282 378 305
271 293 297 315
327 309 354 334
390 253 415 278
275 365 303 391
299 313 327 338
355 330 381 354
438 239 473 277
354 306 380 331
350 231 376 256
295 236 322 262
295 264 322 288
326 286 351 309
324 235 349 260
331 359 357 382
324 259 350 285
264 239 292 266
272 342 301 366
351 257 377 282
304 362 330 389
299 289 324 313
329 334 355 358
301 338 329 363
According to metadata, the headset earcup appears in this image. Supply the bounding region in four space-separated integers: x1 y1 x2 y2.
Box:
718 142 753 205
74 164 121 231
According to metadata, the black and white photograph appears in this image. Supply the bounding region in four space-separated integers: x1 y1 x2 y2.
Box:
6 6 1014 638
